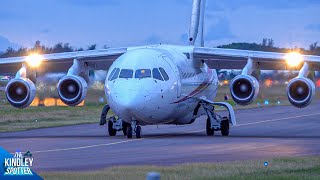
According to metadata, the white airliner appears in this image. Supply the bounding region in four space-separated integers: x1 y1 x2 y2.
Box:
1 0 320 138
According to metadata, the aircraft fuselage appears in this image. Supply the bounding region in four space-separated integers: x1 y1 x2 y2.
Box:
105 45 218 125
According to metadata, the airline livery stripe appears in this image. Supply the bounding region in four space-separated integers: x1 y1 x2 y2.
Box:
172 69 214 104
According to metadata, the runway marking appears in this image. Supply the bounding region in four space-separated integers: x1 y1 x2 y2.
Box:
31 139 141 154
24 129 204 154
236 112 320 127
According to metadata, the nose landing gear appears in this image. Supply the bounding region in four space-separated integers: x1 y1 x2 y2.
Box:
100 104 129 137
127 120 142 139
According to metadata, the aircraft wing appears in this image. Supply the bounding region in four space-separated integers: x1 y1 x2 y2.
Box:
193 47 320 71
0 48 127 75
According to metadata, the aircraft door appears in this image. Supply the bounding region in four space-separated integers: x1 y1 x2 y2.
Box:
161 55 181 98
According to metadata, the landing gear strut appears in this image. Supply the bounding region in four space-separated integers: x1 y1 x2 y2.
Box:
127 120 142 139
200 99 236 137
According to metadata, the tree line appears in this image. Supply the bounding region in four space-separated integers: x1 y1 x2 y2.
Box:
1 38 320 58
0 41 100 58
218 38 320 55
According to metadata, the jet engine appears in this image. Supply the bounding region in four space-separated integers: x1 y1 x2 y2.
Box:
230 75 259 105
5 78 36 108
57 75 88 106
287 77 315 108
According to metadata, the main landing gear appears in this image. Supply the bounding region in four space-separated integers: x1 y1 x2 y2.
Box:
199 99 236 137
100 104 142 138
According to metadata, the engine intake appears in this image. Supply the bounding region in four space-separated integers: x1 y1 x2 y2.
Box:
287 77 315 108
5 78 36 108
57 75 88 106
230 75 259 105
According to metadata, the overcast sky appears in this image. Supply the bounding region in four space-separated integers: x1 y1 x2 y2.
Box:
0 0 320 51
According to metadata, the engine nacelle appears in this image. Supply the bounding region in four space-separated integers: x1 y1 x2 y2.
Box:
5 78 36 108
230 75 259 105
57 75 88 106
287 77 315 108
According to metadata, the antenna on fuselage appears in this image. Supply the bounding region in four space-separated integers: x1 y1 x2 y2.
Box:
189 0 206 47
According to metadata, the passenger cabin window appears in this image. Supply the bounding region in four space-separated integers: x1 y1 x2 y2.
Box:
108 68 117 81
159 68 169 81
119 69 133 79
152 68 164 81
110 68 120 81
135 69 151 79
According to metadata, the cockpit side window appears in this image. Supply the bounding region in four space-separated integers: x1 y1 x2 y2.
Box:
110 68 120 81
108 68 117 81
152 68 164 81
119 69 133 79
135 69 151 79
159 68 169 81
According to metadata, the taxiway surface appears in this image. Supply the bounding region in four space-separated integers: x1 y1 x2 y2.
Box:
1 103 320 171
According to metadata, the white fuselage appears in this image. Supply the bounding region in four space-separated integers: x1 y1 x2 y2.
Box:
105 44 218 125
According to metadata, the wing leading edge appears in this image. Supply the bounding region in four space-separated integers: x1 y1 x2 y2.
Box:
193 47 320 71
0 48 127 75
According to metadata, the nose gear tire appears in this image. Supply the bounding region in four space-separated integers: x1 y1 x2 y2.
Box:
108 120 117 136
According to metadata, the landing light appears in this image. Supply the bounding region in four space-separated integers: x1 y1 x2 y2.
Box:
26 54 43 67
285 52 303 67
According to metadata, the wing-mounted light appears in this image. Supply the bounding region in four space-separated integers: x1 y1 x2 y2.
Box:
57 59 89 106
285 52 303 68
25 53 43 83
26 54 43 68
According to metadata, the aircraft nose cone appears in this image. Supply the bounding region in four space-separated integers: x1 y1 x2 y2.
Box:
113 89 149 118
117 95 136 111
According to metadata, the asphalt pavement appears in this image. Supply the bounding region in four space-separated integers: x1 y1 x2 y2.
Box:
1 102 320 171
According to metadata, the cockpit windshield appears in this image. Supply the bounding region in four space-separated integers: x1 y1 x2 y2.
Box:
152 68 164 81
159 67 169 81
108 68 117 81
108 67 169 81
135 69 151 79
119 69 134 79
109 68 120 81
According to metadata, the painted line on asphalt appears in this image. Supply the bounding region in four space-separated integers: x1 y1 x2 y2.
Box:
236 112 320 127
31 139 141 154
26 128 206 154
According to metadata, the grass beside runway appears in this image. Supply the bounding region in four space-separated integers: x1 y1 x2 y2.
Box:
0 87 108 132
39 156 320 180
0 104 105 132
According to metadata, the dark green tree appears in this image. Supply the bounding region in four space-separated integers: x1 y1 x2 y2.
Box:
87 44 96 50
